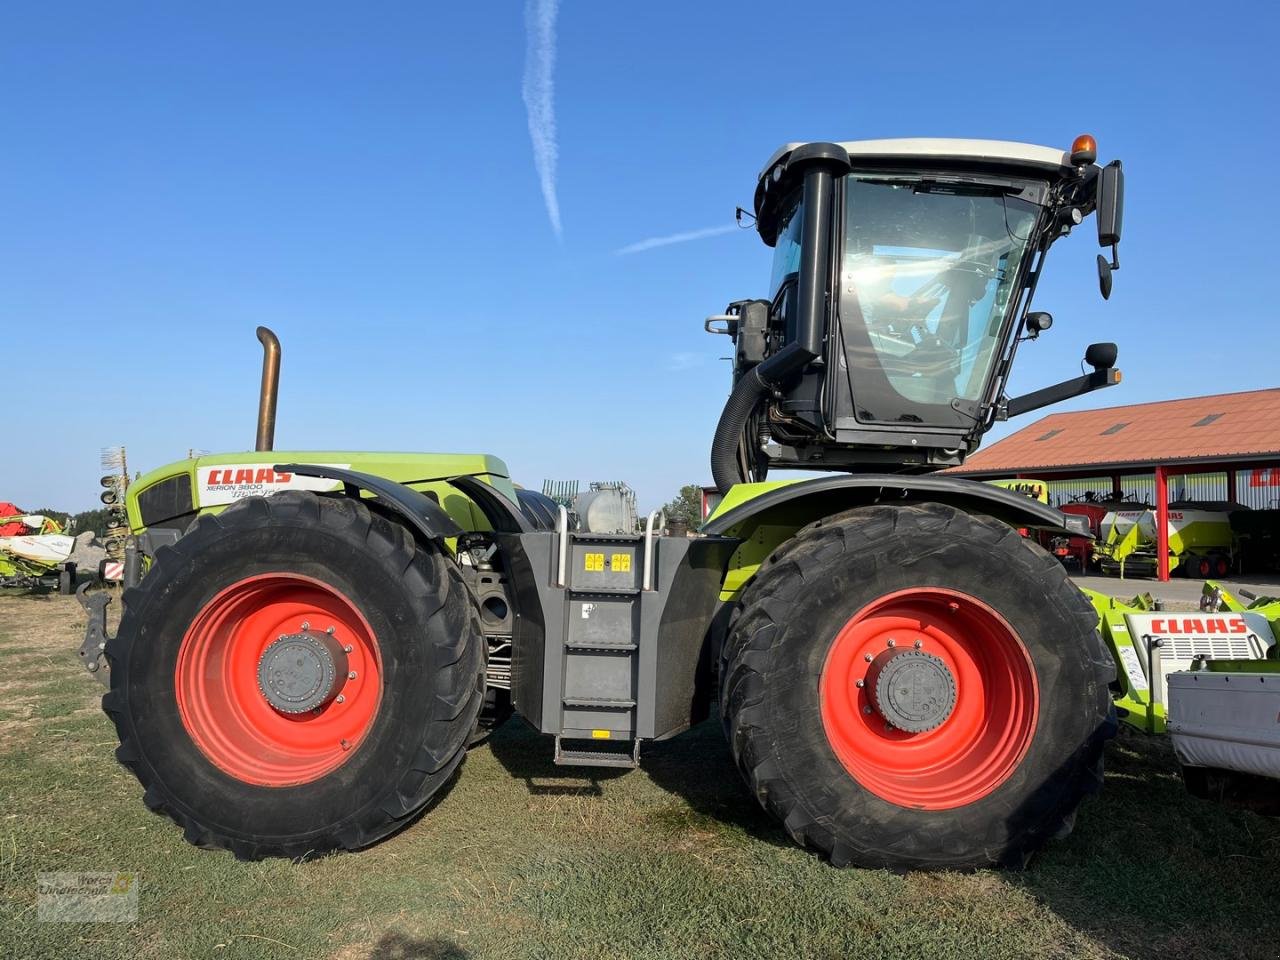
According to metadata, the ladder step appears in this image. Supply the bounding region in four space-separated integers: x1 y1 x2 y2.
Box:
555 749 637 769
554 736 641 769
565 642 638 652
562 697 636 709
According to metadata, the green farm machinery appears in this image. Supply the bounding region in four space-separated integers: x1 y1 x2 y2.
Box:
81 135 1134 870
1093 503 1237 578
0 504 76 592
1088 583 1280 803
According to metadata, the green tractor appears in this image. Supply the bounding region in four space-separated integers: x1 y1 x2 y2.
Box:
82 135 1127 870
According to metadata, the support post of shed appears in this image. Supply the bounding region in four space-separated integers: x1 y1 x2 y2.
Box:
1155 466 1170 582
1111 474 1123 499
1227 468 1238 504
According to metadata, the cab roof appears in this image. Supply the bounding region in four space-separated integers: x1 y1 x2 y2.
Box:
761 138 1073 180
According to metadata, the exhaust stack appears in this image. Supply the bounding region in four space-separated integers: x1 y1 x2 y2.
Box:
255 326 281 452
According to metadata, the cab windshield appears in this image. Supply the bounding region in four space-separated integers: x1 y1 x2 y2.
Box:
837 174 1041 425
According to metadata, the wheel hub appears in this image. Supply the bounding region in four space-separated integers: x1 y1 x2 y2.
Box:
870 649 957 733
257 630 349 714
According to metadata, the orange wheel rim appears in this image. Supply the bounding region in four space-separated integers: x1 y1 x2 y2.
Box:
819 588 1038 810
174 573 382 787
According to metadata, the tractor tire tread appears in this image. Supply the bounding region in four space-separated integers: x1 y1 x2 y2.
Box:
718 503 1116 871
103 491 484 860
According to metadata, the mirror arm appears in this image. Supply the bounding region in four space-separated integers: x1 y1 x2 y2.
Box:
1005 367 1121 419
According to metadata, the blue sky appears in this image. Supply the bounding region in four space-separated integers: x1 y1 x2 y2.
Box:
2 1 1275 511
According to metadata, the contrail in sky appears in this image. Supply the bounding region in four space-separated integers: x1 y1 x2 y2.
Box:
522 0 561 238
614 224 739 256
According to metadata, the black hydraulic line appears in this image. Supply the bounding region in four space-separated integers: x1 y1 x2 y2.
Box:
710 367 770 495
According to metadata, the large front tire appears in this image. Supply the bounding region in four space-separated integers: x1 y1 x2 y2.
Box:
103 491 485 860
719 502 1116 871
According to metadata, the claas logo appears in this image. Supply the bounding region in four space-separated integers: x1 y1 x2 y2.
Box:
206 468 293 485
1149 617 1249 635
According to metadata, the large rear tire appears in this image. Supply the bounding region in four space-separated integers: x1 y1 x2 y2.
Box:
102 491 484 860
719 502 1116 870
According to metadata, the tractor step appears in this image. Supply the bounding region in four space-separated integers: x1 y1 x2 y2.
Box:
562 697 636 709
501 516 736 767
557 532 647 751
553 735 641 769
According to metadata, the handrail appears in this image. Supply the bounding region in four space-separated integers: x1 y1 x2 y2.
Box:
642 510 661 591
556 505 568 587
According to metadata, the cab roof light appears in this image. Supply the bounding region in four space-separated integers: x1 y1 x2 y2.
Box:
1070 134 1097 166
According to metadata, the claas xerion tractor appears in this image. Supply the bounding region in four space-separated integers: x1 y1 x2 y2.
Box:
81 135 1126 870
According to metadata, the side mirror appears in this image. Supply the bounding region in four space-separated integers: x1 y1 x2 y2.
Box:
1097 255 1113 300
1085 342 1118 371
1096 160 1124 249
1004 342 1122 418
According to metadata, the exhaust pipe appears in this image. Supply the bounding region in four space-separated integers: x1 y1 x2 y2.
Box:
255 326 281 452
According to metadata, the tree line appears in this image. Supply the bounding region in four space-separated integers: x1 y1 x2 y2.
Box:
21 507 114 538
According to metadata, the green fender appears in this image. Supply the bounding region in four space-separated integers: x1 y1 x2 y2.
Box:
704 474 1086 601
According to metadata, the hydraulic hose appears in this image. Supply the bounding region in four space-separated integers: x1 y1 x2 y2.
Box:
711 367 770 495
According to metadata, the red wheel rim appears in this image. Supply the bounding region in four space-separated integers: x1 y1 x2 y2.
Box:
174 574 382 787
1198 558 1212 577
819 588 1038 810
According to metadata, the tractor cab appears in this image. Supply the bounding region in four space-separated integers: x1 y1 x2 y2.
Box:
710 137 1125 490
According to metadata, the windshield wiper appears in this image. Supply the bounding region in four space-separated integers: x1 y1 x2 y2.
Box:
910 180 1021 197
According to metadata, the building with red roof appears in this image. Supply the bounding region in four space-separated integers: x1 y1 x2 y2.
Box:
948 388 1280 580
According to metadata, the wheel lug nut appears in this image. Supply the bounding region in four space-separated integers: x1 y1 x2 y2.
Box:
887 638 896 648
913 639 922 649
347 671 357 680
327 626 336 635
335 694 346 704
862 705 872 715
864 654 874 663
855 679 865 689
343 645 353 653
340 739 350 750
301 621 310 631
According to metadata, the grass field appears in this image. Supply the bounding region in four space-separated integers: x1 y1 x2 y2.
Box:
4 592 1280 960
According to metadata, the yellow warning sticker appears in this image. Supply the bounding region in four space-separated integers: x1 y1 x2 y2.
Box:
591 729 611 739
611 553 631 573
584 552 604 572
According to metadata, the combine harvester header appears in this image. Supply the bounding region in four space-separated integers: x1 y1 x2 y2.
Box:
1091 584 1280 807
1088 586 1274 733
0 503 76 592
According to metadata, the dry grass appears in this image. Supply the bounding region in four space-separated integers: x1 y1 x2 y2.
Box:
2 593 1279 959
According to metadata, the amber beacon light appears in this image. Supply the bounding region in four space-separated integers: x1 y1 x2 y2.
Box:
1070 134 1097 165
